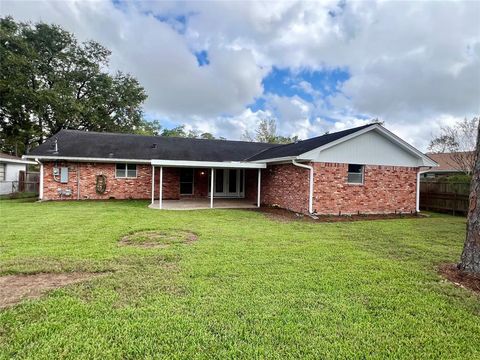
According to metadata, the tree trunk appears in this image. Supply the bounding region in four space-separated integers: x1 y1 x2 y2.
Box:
459 121 480 273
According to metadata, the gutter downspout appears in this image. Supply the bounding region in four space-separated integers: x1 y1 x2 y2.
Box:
292 159 314 214
35 158 43 200
416 167 432 212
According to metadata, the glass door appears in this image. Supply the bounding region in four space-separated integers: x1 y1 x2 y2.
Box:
209 169 245 198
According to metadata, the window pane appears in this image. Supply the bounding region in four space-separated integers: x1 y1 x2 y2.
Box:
347 172 363 184
348 164 363 173
127 164 136 171
0 164 5 181
180 182 193 195
127 169 136 178
116 168 126 177
180 168 194 194
239 170 244 192
180 168 193 182
215 170 224 192
229 169 237 192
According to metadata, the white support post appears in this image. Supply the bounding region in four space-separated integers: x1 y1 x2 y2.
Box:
151 166 155 205
159 166 163 209
416 170 421 212
257 168 261 207
210 168 214 209
416 168 432 212
38 160 43 200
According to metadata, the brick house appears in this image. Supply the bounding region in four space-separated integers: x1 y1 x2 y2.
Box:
24 123 437 215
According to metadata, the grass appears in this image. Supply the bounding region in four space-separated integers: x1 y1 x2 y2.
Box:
0 192 37 200
0 200 479 359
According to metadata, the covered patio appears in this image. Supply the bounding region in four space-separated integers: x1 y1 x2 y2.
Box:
148 198 258 210
149 160 266 210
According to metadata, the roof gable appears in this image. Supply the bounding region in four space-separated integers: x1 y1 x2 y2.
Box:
249 123 437 167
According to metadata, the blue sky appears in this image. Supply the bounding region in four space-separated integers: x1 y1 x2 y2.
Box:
2 0 479 149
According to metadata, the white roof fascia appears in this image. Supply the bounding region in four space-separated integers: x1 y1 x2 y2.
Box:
2 157 37 165
150 159 266 169
23 155 151 164
23 156 266 168
251 156 297 164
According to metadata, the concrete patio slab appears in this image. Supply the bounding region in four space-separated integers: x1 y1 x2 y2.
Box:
148 199 258 210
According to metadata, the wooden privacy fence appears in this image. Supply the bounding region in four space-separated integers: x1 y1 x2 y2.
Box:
420 181 470 215
17 171 40 193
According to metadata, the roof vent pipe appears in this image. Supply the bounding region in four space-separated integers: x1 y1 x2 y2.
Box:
53 138 58 154
292 159 314 214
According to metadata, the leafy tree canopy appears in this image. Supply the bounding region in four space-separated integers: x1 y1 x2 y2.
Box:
0 16 149 155
243 118 299 144
159 125 224 140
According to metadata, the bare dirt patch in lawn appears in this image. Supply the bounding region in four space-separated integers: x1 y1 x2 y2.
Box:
0 272 102 309
254 207 424 223
439 264 480 295
119 230 198 248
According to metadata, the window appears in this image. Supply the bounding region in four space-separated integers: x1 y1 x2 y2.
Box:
0 163 5 181
239 169 244 193
180 168 194 195
215 169 224 193
115 163 137 178
347 164 364 184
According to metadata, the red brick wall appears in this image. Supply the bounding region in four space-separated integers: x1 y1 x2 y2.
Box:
41 163 260 201
42 161 416 213
153 167 180 200
260 164 310 213
313 162 417 215
245 169 258 202
260 162 418 215
42 162 181 200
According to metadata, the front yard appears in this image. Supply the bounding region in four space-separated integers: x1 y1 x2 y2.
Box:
0 200 479 359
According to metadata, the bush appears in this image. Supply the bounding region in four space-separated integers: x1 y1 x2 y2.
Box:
443 174 472 184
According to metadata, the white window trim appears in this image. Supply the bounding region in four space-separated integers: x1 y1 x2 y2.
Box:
115 163 137 179
347 164 365 185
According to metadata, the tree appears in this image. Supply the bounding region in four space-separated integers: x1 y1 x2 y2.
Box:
458 119 480 274
159 125 223 140
243 118 298 144
428 117 479 175
161 125 197 138
0 17 148 155
133 120 162 136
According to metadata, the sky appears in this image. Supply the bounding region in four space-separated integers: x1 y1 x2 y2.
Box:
1 0 480 150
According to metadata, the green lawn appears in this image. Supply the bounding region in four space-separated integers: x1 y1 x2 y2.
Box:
0 200 479 359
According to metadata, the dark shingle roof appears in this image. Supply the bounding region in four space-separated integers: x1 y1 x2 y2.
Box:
247 124 374 161
28 130 276 162
28 124 377 162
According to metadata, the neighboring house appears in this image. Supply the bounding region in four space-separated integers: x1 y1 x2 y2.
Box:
23 123 437 215
0 153 36 195
422 152 475 179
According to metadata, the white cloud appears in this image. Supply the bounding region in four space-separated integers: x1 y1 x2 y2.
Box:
1 0 479 150
1 0 265 118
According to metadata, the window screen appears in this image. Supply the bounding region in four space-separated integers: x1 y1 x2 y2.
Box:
347 164 364 184
0 163 5 181
180 168 194 195
116 163 137 178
